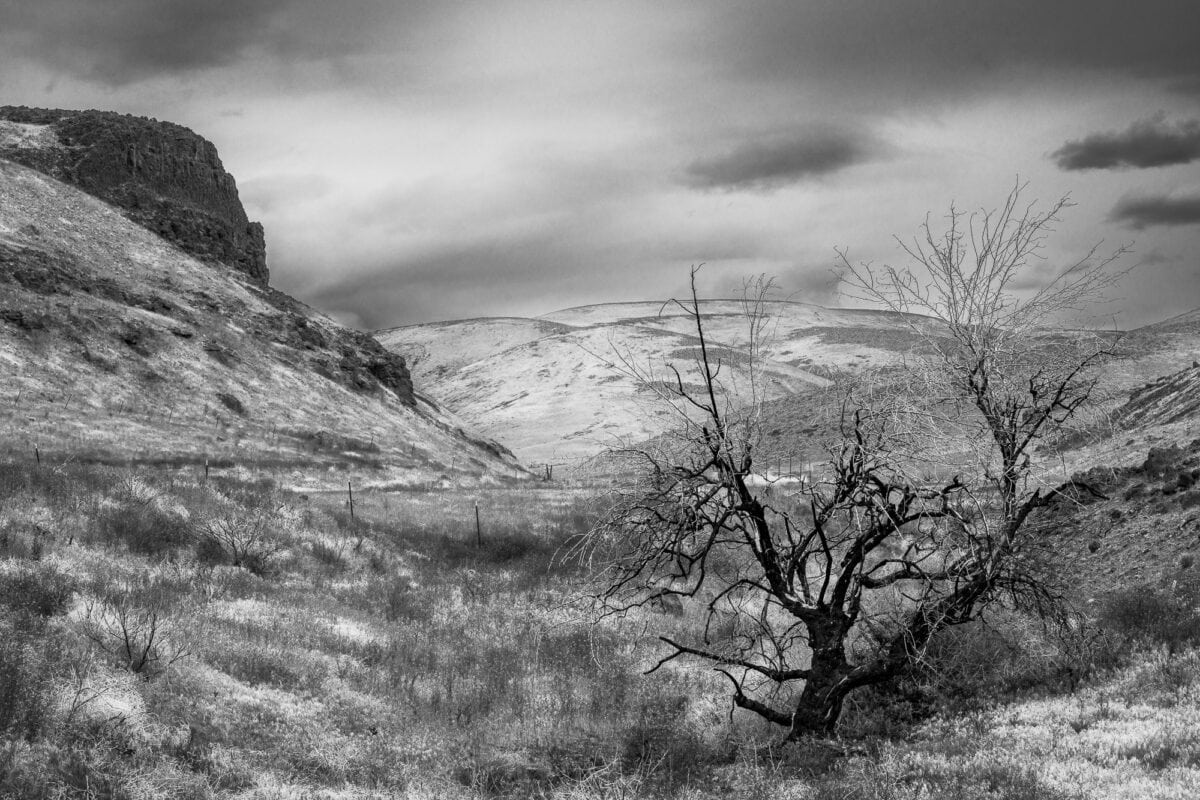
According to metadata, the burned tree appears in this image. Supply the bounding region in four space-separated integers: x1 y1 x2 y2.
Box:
580 188 1125 740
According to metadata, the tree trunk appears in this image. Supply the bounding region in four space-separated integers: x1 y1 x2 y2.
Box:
786 645 851 739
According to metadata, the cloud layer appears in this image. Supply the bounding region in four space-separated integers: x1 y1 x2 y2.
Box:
1053 115 1200 170
0 0 401 85
685 131 874 192
1110 194 1200 229
1 0 1198 328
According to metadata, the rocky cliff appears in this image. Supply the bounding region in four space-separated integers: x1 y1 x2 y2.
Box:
0 155 528 483
0 106 268 283
0 107 418 410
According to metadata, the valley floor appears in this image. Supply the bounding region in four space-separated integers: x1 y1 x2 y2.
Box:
1 463 1199 799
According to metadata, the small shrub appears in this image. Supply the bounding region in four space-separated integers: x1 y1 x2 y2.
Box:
1116 722 1200 770
310 537 348 571
839 682 927 739
215 643 330 690
78 576 191 676
383 576 429 623
455 751 556 798
621 694 710 789
196 509 286 576
908 612 1113 711
917 620 1048 705
204 474 273 502
1143 446 1184 478
1070 464 1118 490
0 522 43 560
434 530 557 569
203 339 239 368
0 626 57 742
0 461 31 500
216 391 247 416
0 561 77 624
93 502 192 557
482 532 554 563
194 532 229 567
1099 583 1200 654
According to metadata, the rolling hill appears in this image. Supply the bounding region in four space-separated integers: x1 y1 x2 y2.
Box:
378 300 947 467
379 298 1200 472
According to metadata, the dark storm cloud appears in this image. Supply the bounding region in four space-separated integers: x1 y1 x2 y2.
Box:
685 131 873 192
706 0 1200 99
0 0 402 85
1052 115 1200 170
1109 194 1200 229
12 0 1198 97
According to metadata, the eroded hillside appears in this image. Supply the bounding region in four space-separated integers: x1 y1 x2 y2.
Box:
0 159 525 488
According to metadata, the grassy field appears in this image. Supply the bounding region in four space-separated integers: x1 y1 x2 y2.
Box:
3 461 1200 799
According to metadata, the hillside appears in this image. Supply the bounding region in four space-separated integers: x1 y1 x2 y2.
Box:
381 295 1200 474
378 301 944 467
1110 309 1200 392
0 157 526 488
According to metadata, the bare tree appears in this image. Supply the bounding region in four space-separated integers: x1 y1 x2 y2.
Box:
839 183 1129 522
196 506 287 575
79 577 191 676
579 189 1125 740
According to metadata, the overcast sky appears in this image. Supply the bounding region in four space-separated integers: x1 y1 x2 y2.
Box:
2 0 1198 329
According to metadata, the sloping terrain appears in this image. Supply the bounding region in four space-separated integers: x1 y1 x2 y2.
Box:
1112 364 1200 431
1111 309 1200 391
378 301 940 466
382 293 1200 474
0 158 526 488
1034 440 1200 598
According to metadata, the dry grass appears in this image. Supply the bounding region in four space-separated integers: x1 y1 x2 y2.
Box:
2 460 1200 798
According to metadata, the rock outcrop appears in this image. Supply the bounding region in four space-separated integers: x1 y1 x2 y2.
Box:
0 110 417 407
1113 366 1200 430
247 288 416 405
0 106 268 283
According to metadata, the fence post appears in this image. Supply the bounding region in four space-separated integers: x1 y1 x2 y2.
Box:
348 481 355 520
475 501 482 548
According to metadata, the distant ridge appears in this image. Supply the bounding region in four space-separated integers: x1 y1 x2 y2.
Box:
377 301 937 465
380 299 1200 470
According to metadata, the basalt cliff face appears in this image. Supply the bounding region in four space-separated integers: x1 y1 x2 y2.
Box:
0 106 268 284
